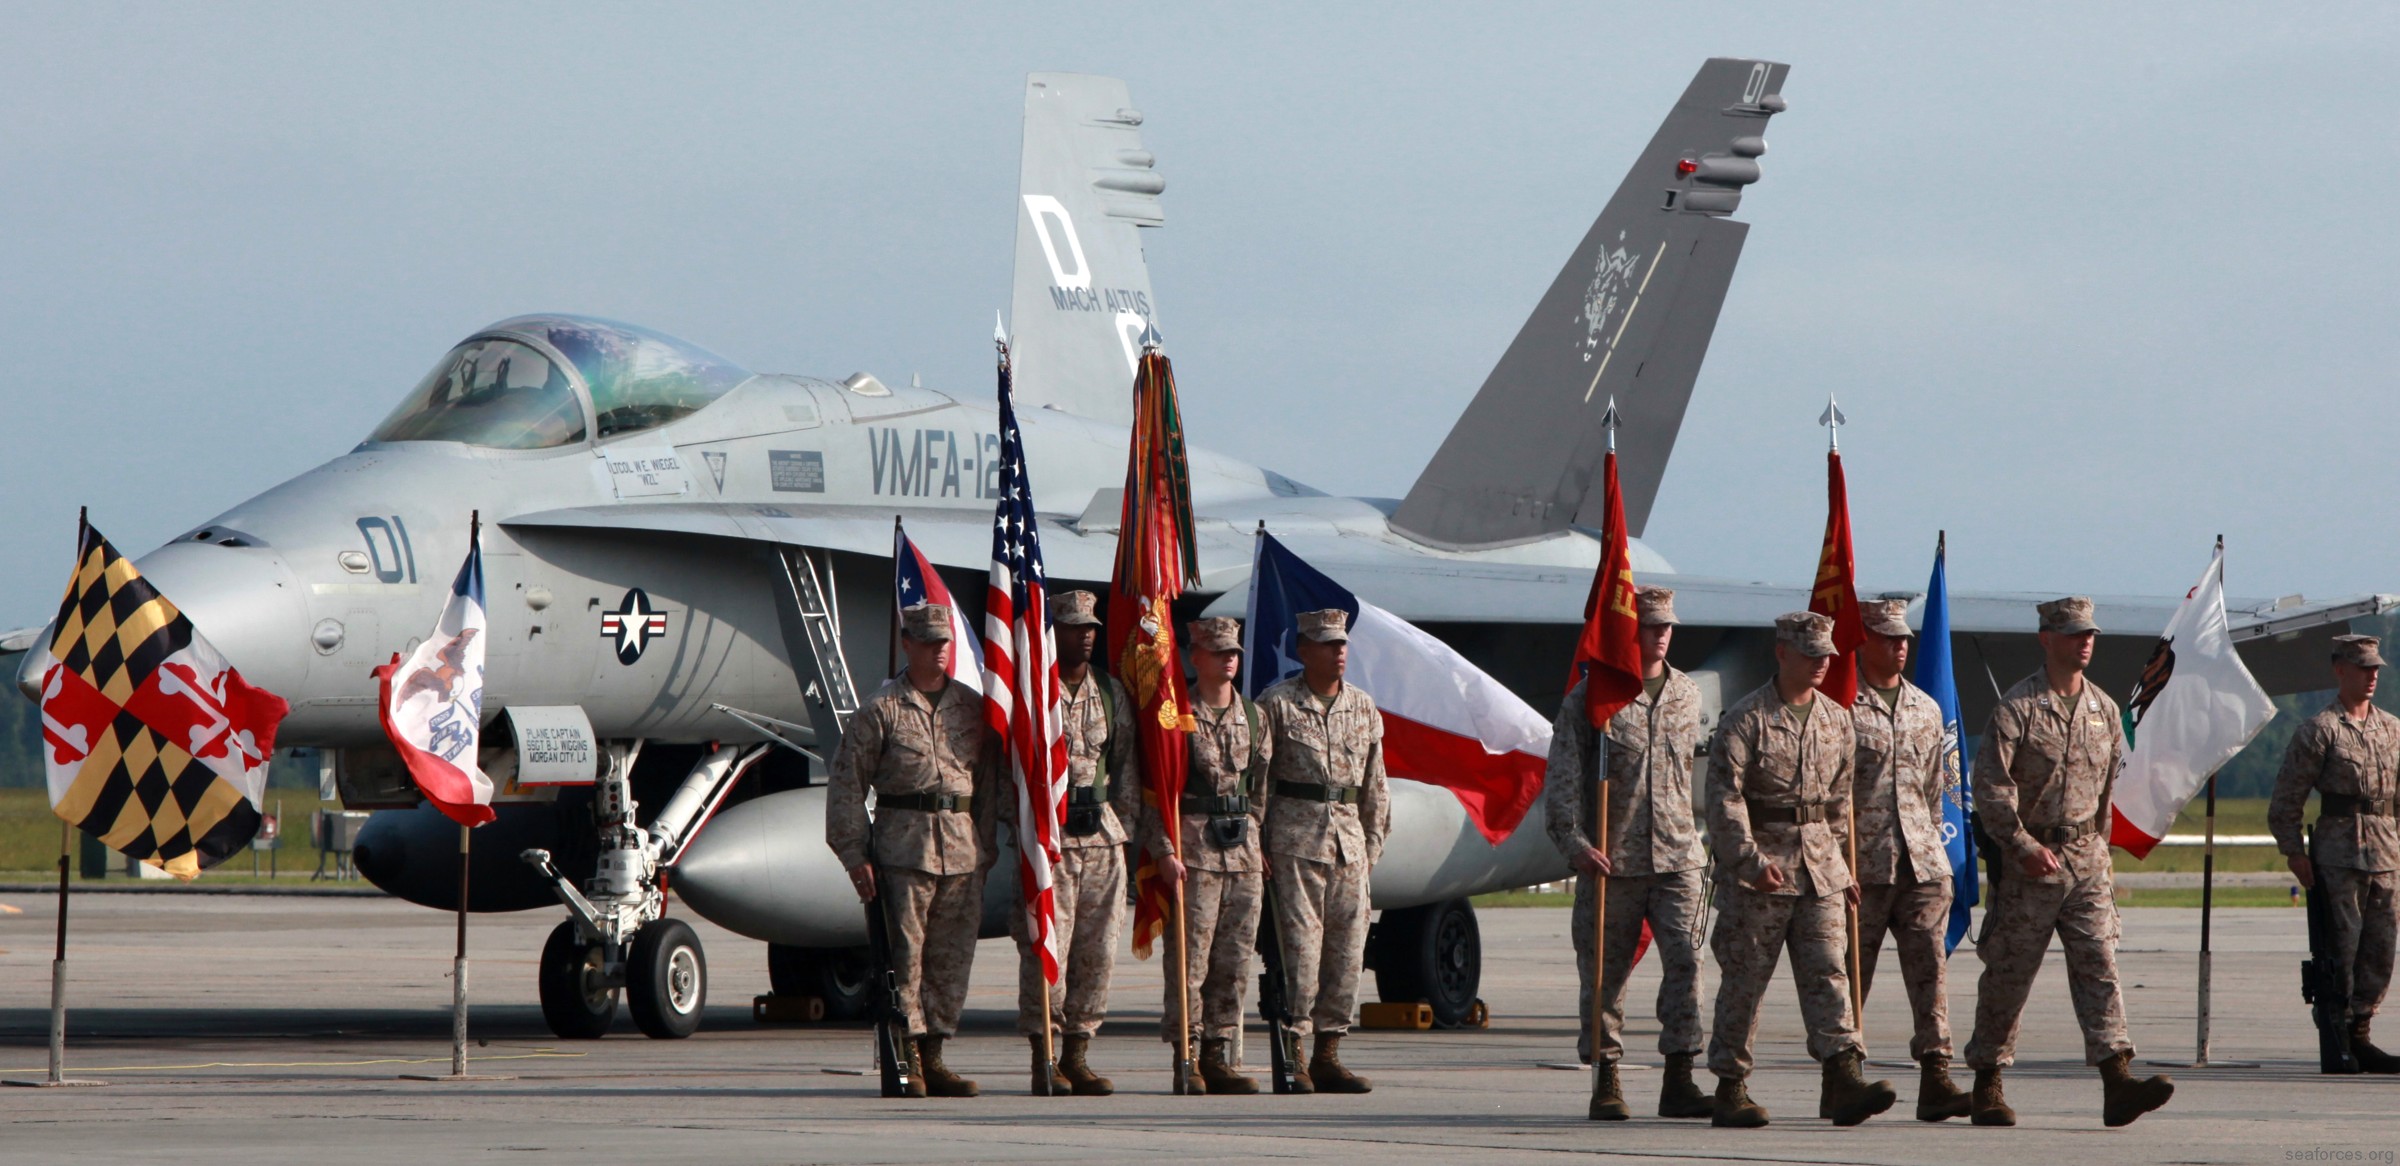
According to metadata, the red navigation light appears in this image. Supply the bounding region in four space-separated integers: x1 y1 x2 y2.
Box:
1676 158 1698 177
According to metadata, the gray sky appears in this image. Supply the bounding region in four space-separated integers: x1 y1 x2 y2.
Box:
2 2 2394 623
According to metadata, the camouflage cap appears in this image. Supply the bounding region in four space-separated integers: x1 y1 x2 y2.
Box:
1636 587 1680 627
1186 616 1243 653
1053 589 1101 626
2037 596 2100 635
1861 598 1913 638
1297 608 1351 643
1774 611 1839 658
900 602 953 643
2334 634 2385 668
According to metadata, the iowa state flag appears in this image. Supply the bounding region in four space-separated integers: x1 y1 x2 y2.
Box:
1911 534 1978 952
34 514 288 878
374 527 495 827
1246 533 1548 843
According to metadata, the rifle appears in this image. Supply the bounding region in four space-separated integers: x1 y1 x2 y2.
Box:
863 864 916 1097
1256 874 1304 1094
2300 825 2360 1074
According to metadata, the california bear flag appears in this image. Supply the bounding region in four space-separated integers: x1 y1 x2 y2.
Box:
2110 540 2276 858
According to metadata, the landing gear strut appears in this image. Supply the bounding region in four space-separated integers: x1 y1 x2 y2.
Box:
524 740 765 1039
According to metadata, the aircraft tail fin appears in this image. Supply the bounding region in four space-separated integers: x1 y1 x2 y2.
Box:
1005 73 1164 426
1390 59 1788 548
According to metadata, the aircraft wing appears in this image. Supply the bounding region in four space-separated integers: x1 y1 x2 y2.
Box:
499 501 1125 585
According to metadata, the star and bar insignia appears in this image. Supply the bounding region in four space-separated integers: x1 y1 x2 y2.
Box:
34 517 288 879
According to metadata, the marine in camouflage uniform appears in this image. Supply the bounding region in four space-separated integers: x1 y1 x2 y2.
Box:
1961 597 2172 1127
1701 611 1891 1128
1543 586 1711 1119
1847 598 1967 1120
1139 616 1270 1095
828 601 999 1099
1261 608 1391 1094
1000 589 1141 1096
2269 633 2400 1071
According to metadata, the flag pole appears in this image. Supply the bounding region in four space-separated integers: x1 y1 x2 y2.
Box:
1172 880 1194 1093
1589 408 1615 1080
889 515 903 679
6 509 106 1090
451 510 480 1079
2195 770 2217 1067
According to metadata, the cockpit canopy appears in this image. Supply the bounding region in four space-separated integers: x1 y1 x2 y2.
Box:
369 315 750 450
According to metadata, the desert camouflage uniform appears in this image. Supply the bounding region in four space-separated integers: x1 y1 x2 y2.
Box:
1703 683 1862 1079
1260 676 1391 1042
827 676 998 1038
2270 702 2400 1018
1003 669 1140 1039
1852 680 1958 1061
1140 694 1271 1044
1544 671 1708 1065
1962 674 2134 1069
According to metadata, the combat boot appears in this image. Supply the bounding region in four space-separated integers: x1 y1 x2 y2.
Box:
1586 1061 1628 1121
916 1035 979 1098
2097 1050 2173 1127
1657 1052 1714 1119
1915 1055 1971 1122
1059 1033 1114 1096
1969 1066 2015 1126
1711 1075 1769 1128
2351 1019 2400 1074
1199 1038 1257 1095
899 1036 927 1099
1307 1033 1372 1094
1819 1050 1897 1126
1027 1035 1068 1096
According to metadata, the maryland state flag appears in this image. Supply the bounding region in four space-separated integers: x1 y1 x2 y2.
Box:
33 515 288 878
1115 334 1201 961
1809 450 1868 705
1568 449 1644 729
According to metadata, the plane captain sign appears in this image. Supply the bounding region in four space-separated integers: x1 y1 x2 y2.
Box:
601 588 670 665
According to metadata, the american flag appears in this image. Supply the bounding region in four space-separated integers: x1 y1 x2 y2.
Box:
980 345 1068 985
893 522 984 690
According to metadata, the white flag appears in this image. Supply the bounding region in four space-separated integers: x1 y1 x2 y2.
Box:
2111 542 2276 857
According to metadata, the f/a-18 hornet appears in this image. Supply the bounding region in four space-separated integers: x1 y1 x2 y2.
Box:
12 60 2384 1038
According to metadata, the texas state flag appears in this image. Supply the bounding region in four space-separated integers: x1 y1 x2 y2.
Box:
374 529 494 827
1243 532 1548 844
895 523 984 691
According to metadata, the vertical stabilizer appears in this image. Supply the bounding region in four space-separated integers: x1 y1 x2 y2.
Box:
1390 59 1787 548
1007 73 1164 425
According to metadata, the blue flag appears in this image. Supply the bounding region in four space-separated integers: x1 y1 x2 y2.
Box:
1912 536 1979 952
1240 531 1360 700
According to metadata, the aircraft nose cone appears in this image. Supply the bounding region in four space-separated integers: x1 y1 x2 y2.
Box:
130 540 313 697
14 538 312 701
673 787 866 949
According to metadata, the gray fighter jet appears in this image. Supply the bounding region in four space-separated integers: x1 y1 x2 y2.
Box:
9 61 2386 1039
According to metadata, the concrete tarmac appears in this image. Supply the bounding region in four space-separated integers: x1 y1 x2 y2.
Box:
1 893 2394 1164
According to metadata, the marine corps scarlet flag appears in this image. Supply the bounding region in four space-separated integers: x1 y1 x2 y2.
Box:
1568 450 1644 729
1116 336 1202 961
1809 450 1868 706
34 513 288 878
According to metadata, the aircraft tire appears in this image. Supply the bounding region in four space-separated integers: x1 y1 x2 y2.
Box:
766 944 874 1021
627 918 707 1039
538 919 617 1040
1369 898 1482 1028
